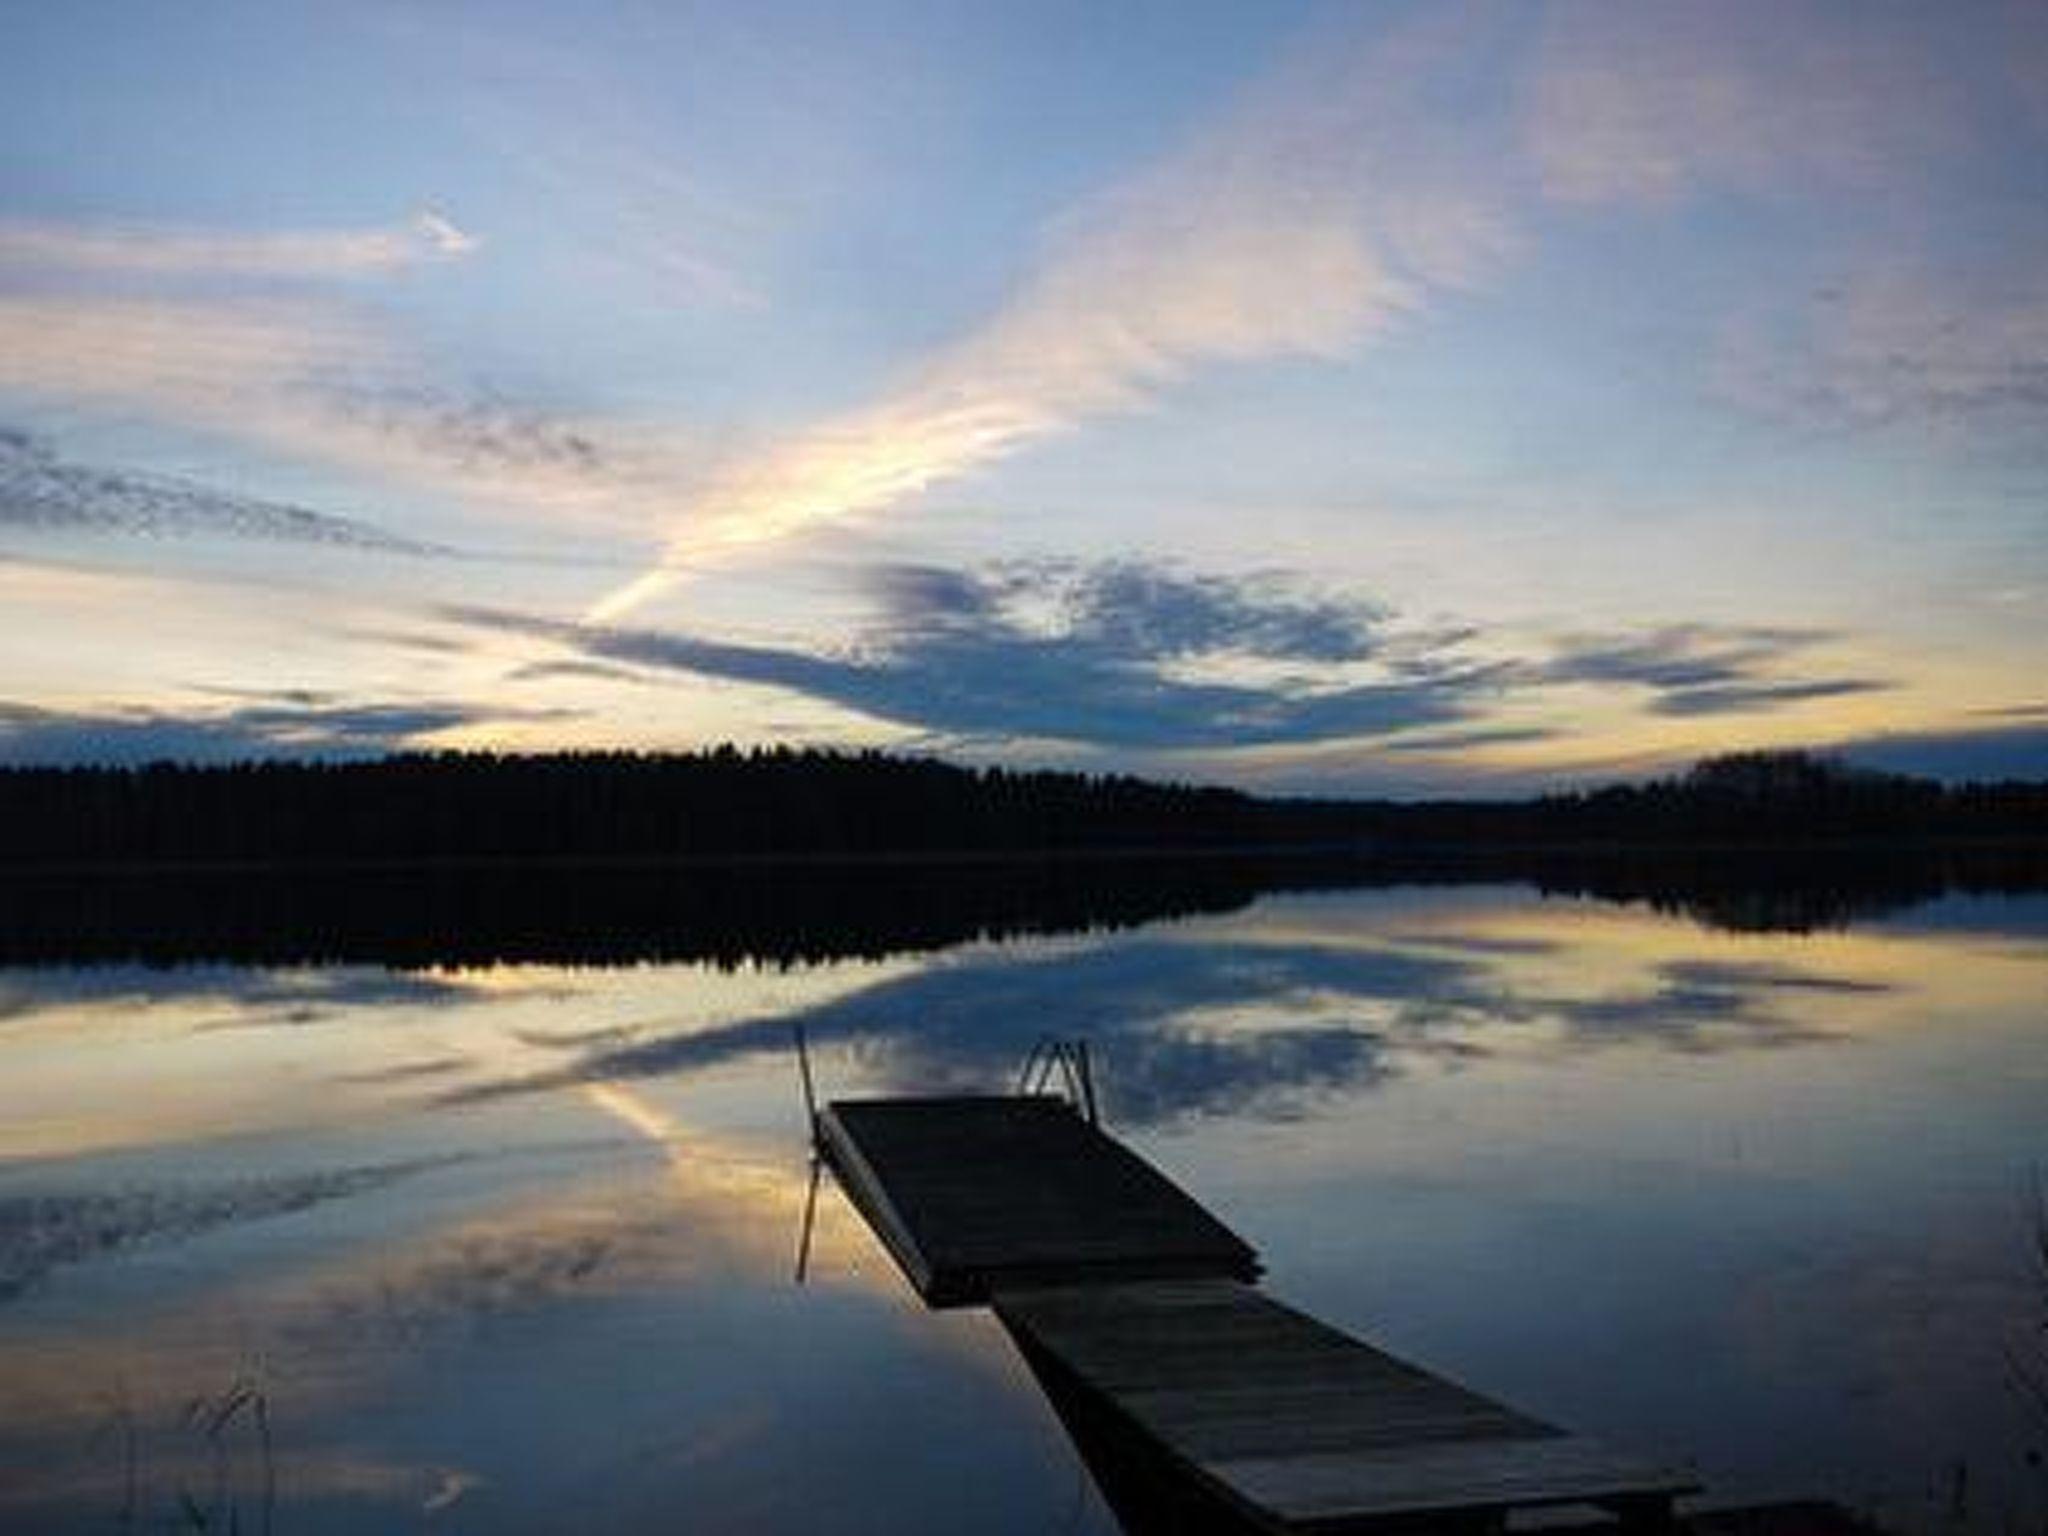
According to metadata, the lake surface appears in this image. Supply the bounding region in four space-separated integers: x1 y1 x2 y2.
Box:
1 878 2043 1532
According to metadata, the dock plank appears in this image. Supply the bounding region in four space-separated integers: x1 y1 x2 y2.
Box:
996 1279 1698 1532
817 1095 1259 1306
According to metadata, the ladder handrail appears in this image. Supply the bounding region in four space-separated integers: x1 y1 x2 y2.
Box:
1015 1035 1100 1126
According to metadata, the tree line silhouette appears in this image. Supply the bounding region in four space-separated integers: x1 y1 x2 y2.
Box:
0 746 2039 867
0 749 2040 965
0 747 1263 864
1337 749 2048 845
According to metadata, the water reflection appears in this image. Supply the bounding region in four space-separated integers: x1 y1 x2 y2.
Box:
0 882 2041 1533
447 920 1894 1126
0 1154 465 1301
1 844 2041 969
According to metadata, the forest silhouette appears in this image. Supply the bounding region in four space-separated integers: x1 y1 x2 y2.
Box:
1 746 2041 865
0 749 2039 965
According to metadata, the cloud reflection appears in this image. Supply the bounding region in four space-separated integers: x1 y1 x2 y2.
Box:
0 1155 466 1302
450 927 1880 1125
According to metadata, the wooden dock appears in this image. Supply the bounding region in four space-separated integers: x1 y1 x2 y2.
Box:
998 1279 1694 1532
815 1095 1259 1306
819 1091 1697 1531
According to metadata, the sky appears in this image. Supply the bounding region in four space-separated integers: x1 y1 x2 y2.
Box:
1 0 2044 792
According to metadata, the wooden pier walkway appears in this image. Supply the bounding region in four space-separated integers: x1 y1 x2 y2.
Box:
818 1091 1696 1532
998 1279 1691 1532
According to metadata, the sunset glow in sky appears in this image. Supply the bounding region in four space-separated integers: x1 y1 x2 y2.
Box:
4 1 2045 790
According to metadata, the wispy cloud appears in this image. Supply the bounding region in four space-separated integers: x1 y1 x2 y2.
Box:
0 293 378 417
0 426 444 553
579 0 2038 622
586 7 1520 620
1538 625 1830 691
1647 678 1886 718
1525 0 1965 204
502 657 647 686
1538 624 1888 718
313 383 620 486
0 695 580 766
359 6 768 310
0 197 678 534
1377 725 1562 755
0 209 475 279
467 106 768 312
12 3 2027 634
1718 265 2048 435
1524 2 2048 453
0 295 678 525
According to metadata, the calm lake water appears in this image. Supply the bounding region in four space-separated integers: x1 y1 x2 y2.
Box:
1 880 2043 1532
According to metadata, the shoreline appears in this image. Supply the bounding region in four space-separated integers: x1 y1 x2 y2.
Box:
4 831 2044 877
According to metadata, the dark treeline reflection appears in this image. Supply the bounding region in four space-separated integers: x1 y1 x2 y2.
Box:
0 855 1324 969
0 844 2042 969
1517 841 2048 932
